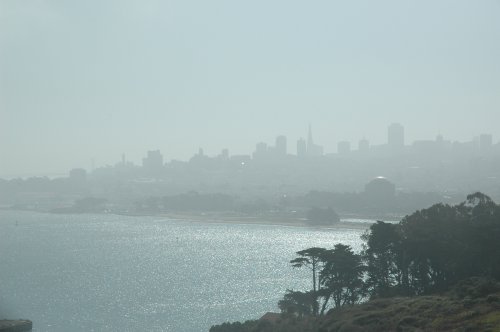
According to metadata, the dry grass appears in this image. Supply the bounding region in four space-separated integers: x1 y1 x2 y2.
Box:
210 278 500 332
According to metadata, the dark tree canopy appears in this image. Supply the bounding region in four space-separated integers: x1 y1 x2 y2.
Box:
280 192 500 317
363 192 500 297
320 244 365 310
306 207 340 225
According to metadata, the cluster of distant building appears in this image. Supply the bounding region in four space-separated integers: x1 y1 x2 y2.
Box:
138 122 495 170
6 123 500 212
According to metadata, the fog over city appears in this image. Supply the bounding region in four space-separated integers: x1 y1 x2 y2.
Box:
1 0 499 177
3 2 500 332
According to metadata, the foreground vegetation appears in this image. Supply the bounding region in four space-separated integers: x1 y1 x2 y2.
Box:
211 192 500 331
211 278 500 331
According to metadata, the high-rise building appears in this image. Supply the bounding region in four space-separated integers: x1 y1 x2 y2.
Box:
307 124 314 152
388 123 404 148
253 142 268 159
297 138 307 158
275 135 287 155
306 124 323 156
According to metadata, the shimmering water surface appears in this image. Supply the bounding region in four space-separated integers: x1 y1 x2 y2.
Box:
0 211 368 332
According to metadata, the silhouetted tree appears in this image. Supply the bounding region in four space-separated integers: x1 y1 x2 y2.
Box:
319 244 365 312
290 247 327 315
362 221 406 298
306 207 339 225
361 192 500 296
278 290 316 317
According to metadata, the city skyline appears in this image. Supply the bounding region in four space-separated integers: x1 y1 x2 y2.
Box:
2 1 499 177
2 122 497 179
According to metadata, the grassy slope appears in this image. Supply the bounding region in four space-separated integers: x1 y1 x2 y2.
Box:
317 293 500 332
211 279 500 332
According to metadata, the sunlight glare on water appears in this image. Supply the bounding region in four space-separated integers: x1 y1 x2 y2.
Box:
0 211 367 332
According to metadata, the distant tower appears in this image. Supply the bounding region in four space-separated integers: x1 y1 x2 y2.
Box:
358 138 369 152
337 141 351 155
275 135 287 155
388 123 404 148
307 124 314 153
306 124 323 156
297 138 307 158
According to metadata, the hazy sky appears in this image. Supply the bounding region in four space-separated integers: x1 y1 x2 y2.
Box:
1 0 499 177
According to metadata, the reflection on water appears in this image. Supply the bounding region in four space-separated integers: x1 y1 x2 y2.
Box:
0 211 366 332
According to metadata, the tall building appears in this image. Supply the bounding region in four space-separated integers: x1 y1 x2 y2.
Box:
275 135 287 155
306 125 323 156
297 138 307 158
388 123 404 148
253 142 268 159
307 124 314 152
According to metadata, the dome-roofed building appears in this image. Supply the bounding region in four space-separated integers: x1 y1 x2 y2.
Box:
364 176 396 200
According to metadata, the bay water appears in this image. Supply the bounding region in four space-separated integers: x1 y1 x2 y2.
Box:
0 211 368 332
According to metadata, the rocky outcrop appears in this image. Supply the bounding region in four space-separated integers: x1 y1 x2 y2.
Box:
0 320 32 332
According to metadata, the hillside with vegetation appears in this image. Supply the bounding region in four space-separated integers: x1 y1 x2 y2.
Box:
210 192 500 331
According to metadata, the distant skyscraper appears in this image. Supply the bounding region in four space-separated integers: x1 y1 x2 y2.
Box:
388 123 404 148
306 124 323 156
297 138 307 158
275 135 287 155
307 124 314 152
253 142 268 159
337 141 351 155
358 138 369 152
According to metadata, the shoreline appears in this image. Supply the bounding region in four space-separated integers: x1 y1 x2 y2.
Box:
2 207 403 230
128 212 385 230
0 320 32 332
